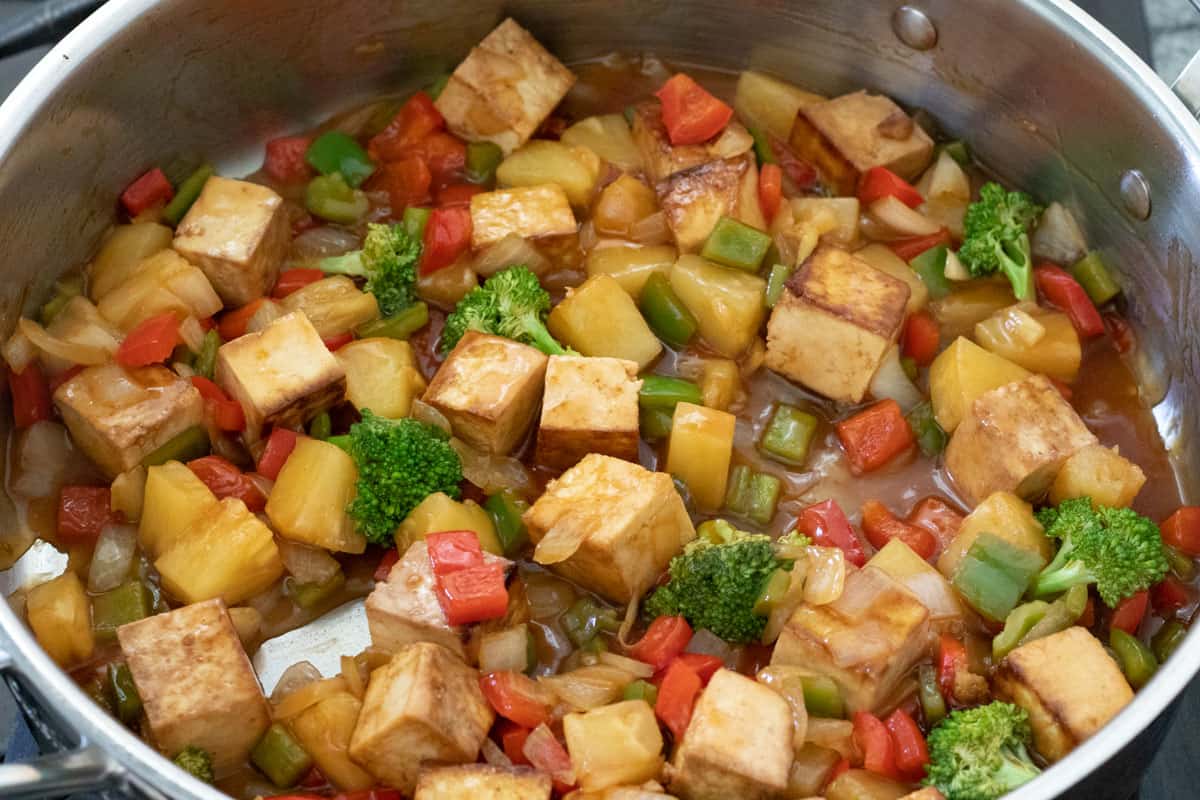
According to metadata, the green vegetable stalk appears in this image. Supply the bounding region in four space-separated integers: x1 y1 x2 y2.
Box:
321 223 422 317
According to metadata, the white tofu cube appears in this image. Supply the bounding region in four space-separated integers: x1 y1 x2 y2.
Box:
423 331 548 454
945 374 1098 506
771 566 933 713
435 18 576 155
630 100 754 183
116 598 270 775
214 310 346 440
524 454 695 603
348 642 494 794
470 184 578 248
54 363 203 478
657 155 765 253
668 669 792 800
415 764 551 800
173 176 289 306
765 245 910 403
995 627 1133 762
536 355 641 470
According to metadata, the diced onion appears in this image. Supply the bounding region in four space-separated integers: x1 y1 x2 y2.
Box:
1031 201 1087 266
473 235 551 278
533 521 588 565
684 628 740 667
803 546 845 606
541 666 627 710
481 736 513 767
9 421 79 499
898 570 964 621
805 717 855 757
272 674 348 719
270 661 323 704
944 249 970 280
480 625 531 674
178 316 206 353
523 724 576 785
617 597 640 650
756 666 810 750
18 318 111 366
410 399 451 434
3 329 36 372
341 654 365 699
450 438 535 496
289 225 362 265
868 196 942 237
87 523 137 593
246 472 275 501
277 540 341 585
924 150 970 202
708 123 754 160
577 219 599 253
228 606 263 646
597 651 655 679
830 565 894 621
868 346 923 413
630 211 671 245
246 299 283 334
763 557 808 645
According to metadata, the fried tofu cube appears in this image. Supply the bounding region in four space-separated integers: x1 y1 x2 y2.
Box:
765 245 910 403
470 184 578 248
54 363 203 478
348 642 494 794
1049 444 1146 508
995 627 1133 762
945 374 1098 506
772 566 933 713
657 155 765 253
789 91 934 196
536 356 641 470
415 764 551 800
173 176 289 306
423 331 548 454
215 310 346 441
117 599 270 775
366 540 478 657
669 669 792 800
631 100 754 183
524 454 695 603
435 18 576 156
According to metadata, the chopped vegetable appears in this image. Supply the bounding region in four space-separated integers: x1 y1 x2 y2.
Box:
561 596 620 647
92 579 153 640
466 141 504 183
891 229 952 262
1110 589 1149 635
480 671 552 729
190 376 245 432
1110 628 1157 689
835 399 914 474
906 402 947 457
724 467 782 525
638 375 702 413
800 674 845 719
852 711 899 780
257 427 299 481
654 73 733 146
321 222 421 316
108 662 142 725
356 301 429 340
885 708 929 781
655 657 703 739
764 263 792 308
187 455 265 511
623 679 659 705
307 411 332 440
859 167 923 209
1162 507 1200 557
861 500 936 560
429 531 508 626
58 485 116 542
627 615 692 670
252 722 314 788
10 363 52 428
700 216 772 272
638 272 697 349
1034 263 1105 338
1071 251 1121 305
121 168 174 217
952 532 1044 622
419 206 472 275
305 173 369 224
759 403 818 465
958 182 1042 300
924 702 1041 800
191 329 221 380
796 499 866 567
263 135 313 183
1153 620 1187 663
918 664 946 725
306 132 376 188
909 245 952 300
172 746 214 783
901 310 940 366
140 426 210 468
116 312 180 367
272 268 325 299
441 265 569 356
485 490 529 556
162 164 215 225
758 162 783 222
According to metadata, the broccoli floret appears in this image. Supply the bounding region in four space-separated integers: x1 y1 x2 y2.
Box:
925 702 1041 800
321 222 421 316
343 410 463 545
441 265 571 356
172 745 214 783
958 182 1043 301
1033 496 1168 607
644 520 794 644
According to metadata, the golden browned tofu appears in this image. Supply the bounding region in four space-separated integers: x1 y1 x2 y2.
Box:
1049 444 1146 508
657 155 764 253
348 642 494 794
173 176 289 306
789 91 934 196
415 764 551 800
471 184 578 248
764 245 910 403
117 599 270 776
423 331 548 454
54 364 203 478
945 374 1098 506
215 310 346 441
524 454 695 603
631 100 754 183
536 356 641 470
435 18 576 155
668 669 792 800
772 566 933 713
995 627 1133 762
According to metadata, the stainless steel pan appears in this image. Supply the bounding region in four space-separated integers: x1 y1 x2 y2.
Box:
0 1 1199 797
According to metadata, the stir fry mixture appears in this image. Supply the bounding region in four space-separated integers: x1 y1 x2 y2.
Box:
5 17 1198 800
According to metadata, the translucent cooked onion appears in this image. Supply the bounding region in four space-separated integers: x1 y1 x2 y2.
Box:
450 438 534 495
943 249 970 280
270 661 323 704
3 329 36 372
577 220 599 253
480 626 531 674
290 225 363 265
9 421 80 499
684 628 740 667
272 674 348 719
277 540 341 585
899 570 964 621
597 651 655 679
756 666 809 750
411 399 451 433
763 558 808 645
473 235 551 278
246 299 283 334
87 523 137 593
830 565 892 621
1032 201 1087 266
178 316 206 353
630 211 671 245
481 737 513 767
541 666 627 710
341 654 365 699
805 717 855 757
803 546 845 606
523 724 576 785
868 196 942 237
868 346 923 413
18 318 111 365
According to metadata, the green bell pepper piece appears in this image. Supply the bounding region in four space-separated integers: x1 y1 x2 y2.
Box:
936 140 970 167
402 206 431 240
305 173 369 224
141 426 210 467
639 406 673 441
427 73 451 100
1152 620 1188 663
163 164 215 225
486 490 530 556
1110 628 1157 689
900 356 919 382
357 302 430 341
759 404 818 465
93 581 153 641
305 132 375 188
909 245 952 300
308 411 332 440
639 375 702 412
749 127 776 166
764 263 793 309
191 330 221 381
108 662 143 725
918 663 946 725
746 472 781 525
700 216 773 272
1071 251 1121 306
466 141 504 184
993 600 1052 661
801 674 845 719
907 402 948 457
561 596 620 647
252 722 314 788
39 275 84 326
1020 583 1088 645
724 465 753 515
286 570 345 610
639 272 697 349
326 434 351 452
624 679 658 705
1166 545 1196 581
951 532 1044 622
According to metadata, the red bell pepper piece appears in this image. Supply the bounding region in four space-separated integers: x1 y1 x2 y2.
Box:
373 548 400 582
1110 590 1149 636
479 671 551 729
120 168 174 217
676 653 723 685
885 708 930 781
9 363 52 428
852 711 901 780
654 74 733 146
522 724 575 792
796 499 867 567
861 500 937 560
368 91 445 161
58 486 116 543
217 298 266 341
264 136 315 184
1104 311 1135 354
859 166 924 209
628 615 692 670
272 268 325 299
655 658 703 739
426 530 485 575
499 721 532 765
420 206 472 274
116 312 180 367
889 228 951 261
937 635 969 705
901 310 940 366
257 427 299 480
435 563 508 625
758 163 783 223
835 399 915 474
190 376 245 432
322 332 355 352
410 132 467 184
186 455 266 512
370 156 433 212
1035 263 1105 338
436 182 485 207
1152 575 1190 614
1162 507 1200 557
906 496 963 554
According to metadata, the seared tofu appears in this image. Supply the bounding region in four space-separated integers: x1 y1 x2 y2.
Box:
173 176 289 306
668 669 792 800
772 566 933 713
435 18 576 155
96 249 224 331
423 331 548 454
415 764 551 800
789 91 934 196
214 310 346 441
657 155 765 253
54 364 203 478
117 599 270 776
995 627 1133 762
536 356 641 470
524 454 695 603
765 245 910 403
348 642 494 794
945 374 1098 506
471 184 578 248
631 100 754 183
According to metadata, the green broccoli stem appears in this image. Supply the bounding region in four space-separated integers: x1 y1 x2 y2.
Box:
1033 556 1095 599
320 251 366 276
997 232 1034 301
517 313 571 356
995 747 1042 790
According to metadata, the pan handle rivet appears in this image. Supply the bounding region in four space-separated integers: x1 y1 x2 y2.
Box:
1120 169 1151 220
892 6 937 51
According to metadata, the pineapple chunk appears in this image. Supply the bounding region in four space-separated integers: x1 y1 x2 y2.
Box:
497 140 603 207
564 700 664 791
734 70 826 142
291 691 374 791
279 276 380 338
937 491 1053 579
155 497 283 605
470 185 578 248
139 460 219 558
669 255 766 359
929 336 1030 433
88 222 174 302
548 275 662 370
1049 444 1146 509
96 249 223 331
110 465 147 522
26 572 93 667
666 402 736 511
854 243 928 315
931 282 1017 341
591 175 659 238
585 244 676 297
337 338 427 419
266 437 366 554
395 492 502 555
561 113 643 173
790 198 860 247
974 307 1081 382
